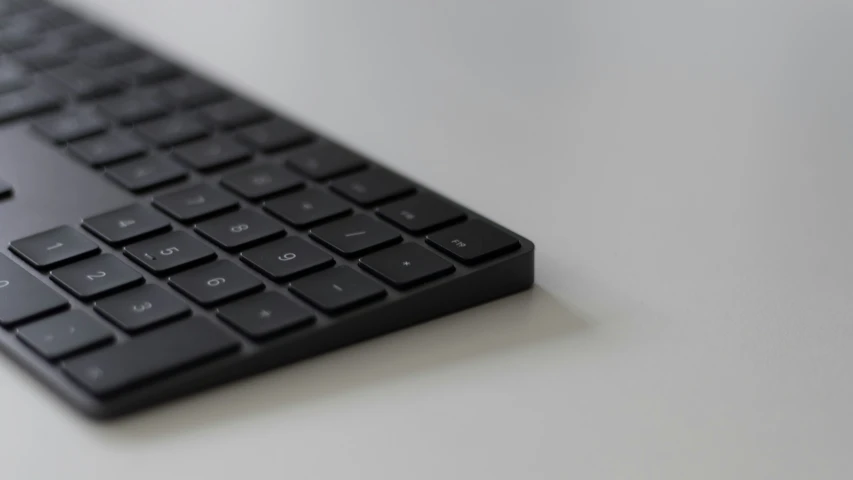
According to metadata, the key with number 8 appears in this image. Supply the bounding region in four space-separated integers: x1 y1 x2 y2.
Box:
195 209 286 252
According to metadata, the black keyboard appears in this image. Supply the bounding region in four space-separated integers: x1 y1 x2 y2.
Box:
0 0 534 418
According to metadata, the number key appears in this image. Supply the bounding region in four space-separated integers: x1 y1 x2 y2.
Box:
50 254 144 301
169 260 264 307
0 254 69 327
105 155 188 193
240 237 334 282
153 184 238 223
83 204 171 246
16 310 113 360
10 226 100 269
195 209 285 252
124 231 216 276
94 284 190 331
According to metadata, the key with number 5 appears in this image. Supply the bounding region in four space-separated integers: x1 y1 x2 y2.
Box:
124 231 216 276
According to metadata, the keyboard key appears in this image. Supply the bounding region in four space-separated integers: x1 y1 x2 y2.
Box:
376 194 466 234
240 237 334 282
17 310 112 360
195 209 286 252
10 225 99 269
217 292 313 340
153 184 238 222
124 231 216 276
48 63 123 99
69 132 147 166
62 317 238 397
285 143 367 180
0 24 39 52
12 38 73 69
0 254 68 327
98 89 171 125
50 254 144 301
172 137 251 172
169 260 264 307
82 204 171 246
111 55 180 85
32 7 81 28
161 76 226 108
31 109 107 143
78 39 143 67
105 155 187 192
235 118 310 152
135 115 208 148
94 284 190 332
290 266 385 313
58 24 111 48
0 0 23 16
221 165 303 201
0 86 60 122
197 98 268 129
0 61 30 93
264 189 351 228
359 243 454 289
330 168 415 206
426 220 520 264
310 214 401 257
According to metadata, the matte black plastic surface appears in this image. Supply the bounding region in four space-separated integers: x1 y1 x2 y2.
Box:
0 0 535 419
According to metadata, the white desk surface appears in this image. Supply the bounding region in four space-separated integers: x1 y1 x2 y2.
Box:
4 1 852 478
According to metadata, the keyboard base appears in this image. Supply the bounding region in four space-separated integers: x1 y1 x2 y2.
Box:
0 242 532 419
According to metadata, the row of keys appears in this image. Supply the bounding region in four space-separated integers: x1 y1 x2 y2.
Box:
62 115 311 171
8 216 515 317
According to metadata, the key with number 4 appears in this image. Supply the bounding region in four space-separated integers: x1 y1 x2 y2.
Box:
83 204 171 246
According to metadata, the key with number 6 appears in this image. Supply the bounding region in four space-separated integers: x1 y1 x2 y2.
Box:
169 260 264 307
